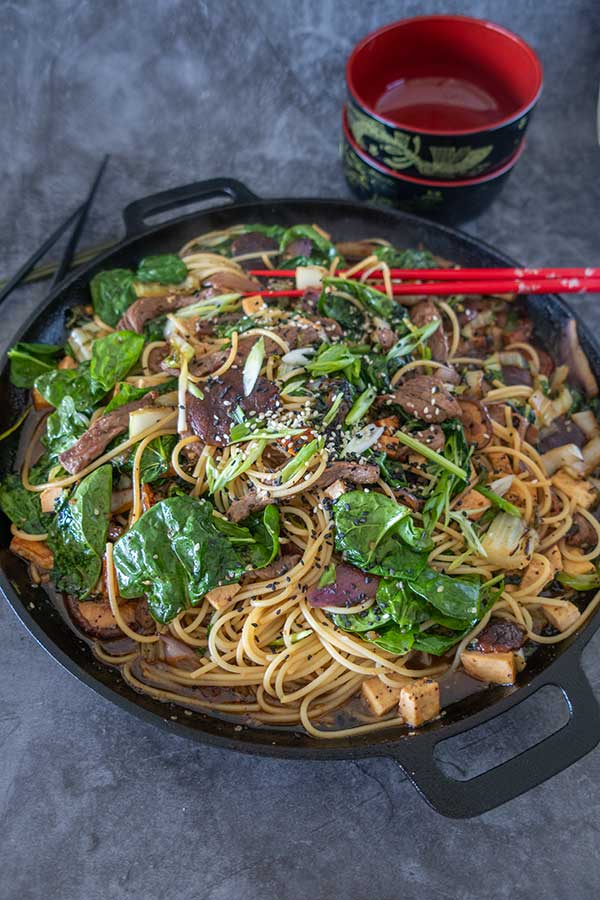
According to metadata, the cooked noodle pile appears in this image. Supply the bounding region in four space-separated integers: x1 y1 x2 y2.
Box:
5 222 600 738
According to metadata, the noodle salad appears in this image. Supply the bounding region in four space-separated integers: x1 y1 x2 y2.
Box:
3 222 600 737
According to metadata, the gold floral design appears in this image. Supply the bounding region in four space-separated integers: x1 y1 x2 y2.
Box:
347 102 494 178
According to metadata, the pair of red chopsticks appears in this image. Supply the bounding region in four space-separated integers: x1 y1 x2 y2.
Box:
245 266 600 298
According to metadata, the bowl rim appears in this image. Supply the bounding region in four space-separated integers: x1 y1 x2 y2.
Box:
346 14 544 137
343 105 527 186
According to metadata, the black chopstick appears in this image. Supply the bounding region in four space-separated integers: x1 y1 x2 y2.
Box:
49 154 110 290
0 155 110 309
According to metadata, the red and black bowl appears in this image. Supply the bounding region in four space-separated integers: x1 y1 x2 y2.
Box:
342 105 525 224
346 15 543 180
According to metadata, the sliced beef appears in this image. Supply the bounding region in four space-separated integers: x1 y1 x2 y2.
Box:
414 424 445 452
186 369 280 447
566 512 597 549
374 326 398 352
226 489 270 523
230 232 279 263
394 487 424 512
536 348 555 378
458 399 493 449
393 375 460 423
203 270 262 294
242 552 302 585
537 417 586 454
147 344 169 373
276 317 343 348
315 462 380 489
308 563 380 608
503 319 533 346
119 294 197 334
296 287 321 315
335 240 379 260
501 365 532 387
65 595 142 640
475 619 527 653
283 237 312 259
410 300 448 362
59 394 158 474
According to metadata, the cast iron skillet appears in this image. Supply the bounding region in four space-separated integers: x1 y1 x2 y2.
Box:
1 178 600 818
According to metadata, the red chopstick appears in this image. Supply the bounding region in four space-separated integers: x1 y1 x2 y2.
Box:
249 266 600 282
246 277 600 299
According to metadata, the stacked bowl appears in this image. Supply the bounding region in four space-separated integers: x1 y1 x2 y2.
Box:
342 15 543 223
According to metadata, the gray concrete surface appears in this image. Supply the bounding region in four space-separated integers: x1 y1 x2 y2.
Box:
1 1 600 898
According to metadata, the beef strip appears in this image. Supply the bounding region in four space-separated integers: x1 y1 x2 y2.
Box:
283 237 312 259
458 399 493 449
566 511 597 549
186 369 280 446
537 417 586 453
119 294 198 334
275 317 343 348
226 489 270 523
59 394 158 474
374 326 397 352
475 619 527 653
393 375 461 423
334 241 379 260
65 595 152 640
315 462 380 489
230 232 279 266
147 344 170 373
410 299 448 362
241 552 302 585
203 270 262 294
296 287 321 315
501 365 533 387
503 319 533 346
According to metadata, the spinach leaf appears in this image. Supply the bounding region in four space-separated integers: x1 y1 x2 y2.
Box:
104 377 177 414
411 630 465 655
333 491 431 579
410 567 480 623
34 362 100 411
90 269 137 327
43 397 89 460
8 342 62 388
374 246 437 269
323 277 399 323
247 504 280 568
143 315 167 343
139 434 177 484
90 330 145 392
137 254 188 285
280 225 336 265
0 473 50 534
113 496 247 623
317 291 366 338
371 626 415 655
332 602 392 633
215 316 256 338
376 578 429 629
48 465 113 597
370 452 408 491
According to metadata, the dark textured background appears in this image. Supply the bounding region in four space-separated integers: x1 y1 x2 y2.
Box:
1 1 600 898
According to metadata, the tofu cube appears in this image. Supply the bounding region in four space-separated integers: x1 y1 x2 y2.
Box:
490 451 513 475
362 677 403 717
242 294 267 316
546 543 563 573
551 469 596 509
399 678 440 727
562 548 595 576
543 601 580 632
324 479 347 500
9 536 54 571
40 486 64 514
461 650 517 684
206 583 241 611
452 488 491 521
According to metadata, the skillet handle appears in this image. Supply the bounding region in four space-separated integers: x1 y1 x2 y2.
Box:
388 661 600 818
122 178 261 236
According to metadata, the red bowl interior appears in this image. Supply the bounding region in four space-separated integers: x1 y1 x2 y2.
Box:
347 15 543 135
342 106 526 186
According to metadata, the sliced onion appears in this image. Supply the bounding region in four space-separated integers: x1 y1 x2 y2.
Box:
488 474 514 497
540 443 585 476
572 409 600 439
281 347 316 367
129 407 173 438
582 435 600 474
243 337 265 397
344 424 384 456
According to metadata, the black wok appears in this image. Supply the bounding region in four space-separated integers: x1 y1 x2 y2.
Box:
1 178 599 817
